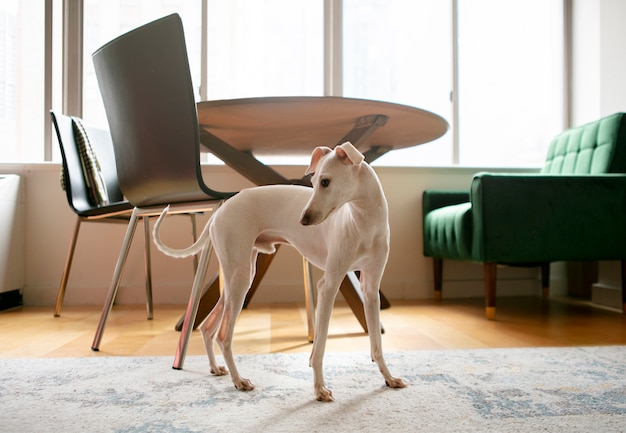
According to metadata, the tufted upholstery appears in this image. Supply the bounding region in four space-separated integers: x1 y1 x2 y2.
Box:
422 113 626 318
542 112 626 174
422 197 471 261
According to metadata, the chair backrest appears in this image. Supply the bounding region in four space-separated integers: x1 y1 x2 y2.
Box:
92 13 229 207
542 112 626 174
51 111 125 215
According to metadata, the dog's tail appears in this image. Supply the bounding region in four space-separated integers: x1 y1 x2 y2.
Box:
152 205 214 258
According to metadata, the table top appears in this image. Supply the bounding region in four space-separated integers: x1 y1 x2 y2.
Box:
196 96 448 156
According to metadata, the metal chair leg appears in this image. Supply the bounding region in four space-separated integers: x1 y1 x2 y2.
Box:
173 239 214 370
143 216 154 320
54 216 82 317
302 258 315 343
173 201 223 370
91 209 141 351
190 213 198 272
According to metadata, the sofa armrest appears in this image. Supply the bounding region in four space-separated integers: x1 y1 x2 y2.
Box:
422 190 470 214
470 172 626 262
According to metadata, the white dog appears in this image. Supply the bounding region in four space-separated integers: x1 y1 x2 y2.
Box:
153 141 405 401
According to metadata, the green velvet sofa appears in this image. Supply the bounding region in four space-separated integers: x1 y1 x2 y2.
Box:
422 113 626 318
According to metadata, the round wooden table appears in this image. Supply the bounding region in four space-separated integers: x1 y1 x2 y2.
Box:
197 96 448 157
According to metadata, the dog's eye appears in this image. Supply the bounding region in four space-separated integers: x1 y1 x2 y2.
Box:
320 178 330 188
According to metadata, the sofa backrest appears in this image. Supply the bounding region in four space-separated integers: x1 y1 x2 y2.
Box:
541 112 626 174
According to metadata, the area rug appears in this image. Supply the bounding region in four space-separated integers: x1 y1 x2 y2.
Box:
1 346 625 433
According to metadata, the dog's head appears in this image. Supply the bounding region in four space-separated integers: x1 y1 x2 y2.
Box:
300 141 365 226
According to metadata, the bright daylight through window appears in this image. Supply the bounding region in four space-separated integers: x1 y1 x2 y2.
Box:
1 2 46 162
1 0 563 167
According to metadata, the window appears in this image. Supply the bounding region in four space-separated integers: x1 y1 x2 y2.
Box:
343 0 453 166
344 0 563 166
205 0 323 99
82 0 202 127
457 0 564 166
0 2 46 162
1 0 565 167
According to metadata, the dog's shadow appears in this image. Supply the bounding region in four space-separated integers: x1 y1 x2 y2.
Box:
251 385 397 430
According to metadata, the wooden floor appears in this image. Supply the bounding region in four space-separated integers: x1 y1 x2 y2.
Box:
0 296 624 359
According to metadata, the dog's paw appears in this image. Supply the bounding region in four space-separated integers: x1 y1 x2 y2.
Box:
385 377 407 389
315 387 335 402
210 365 228 376
234 378 255 391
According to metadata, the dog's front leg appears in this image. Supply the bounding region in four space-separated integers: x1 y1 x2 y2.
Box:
360 269 406 389
309 274 341 402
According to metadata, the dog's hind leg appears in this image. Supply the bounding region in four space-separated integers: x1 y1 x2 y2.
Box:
217 289 254 390
200 296 227 376
215 257 256 391
360 269 406 389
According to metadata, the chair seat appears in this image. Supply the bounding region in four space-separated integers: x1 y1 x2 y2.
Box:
76 200 133 218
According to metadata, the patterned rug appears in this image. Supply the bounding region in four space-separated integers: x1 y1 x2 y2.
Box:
1 346 625 432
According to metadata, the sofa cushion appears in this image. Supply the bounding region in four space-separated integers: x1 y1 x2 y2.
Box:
423 202 473 260
542 112 626 174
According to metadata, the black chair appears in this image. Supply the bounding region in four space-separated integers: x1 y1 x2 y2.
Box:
51 111 154 319
90 13 236 369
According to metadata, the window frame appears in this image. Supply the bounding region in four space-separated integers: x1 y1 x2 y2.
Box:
42 0 569 166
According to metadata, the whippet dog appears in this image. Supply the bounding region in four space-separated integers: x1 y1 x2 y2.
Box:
153 142 406 401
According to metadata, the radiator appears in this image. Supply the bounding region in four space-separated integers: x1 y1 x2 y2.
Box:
0 174 24 295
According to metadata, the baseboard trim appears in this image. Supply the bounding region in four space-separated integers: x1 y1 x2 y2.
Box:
0 289 23 312
591 283 622 310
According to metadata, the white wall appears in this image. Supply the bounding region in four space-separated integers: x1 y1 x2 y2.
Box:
0 162 547 307
571 0 626 124
571 0 626 307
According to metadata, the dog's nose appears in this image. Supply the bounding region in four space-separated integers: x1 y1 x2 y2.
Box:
300 213 311 226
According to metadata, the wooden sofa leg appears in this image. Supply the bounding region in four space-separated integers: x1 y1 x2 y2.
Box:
484 263 497 320
622 260 626 314
541 263 550 298
433 258 443 301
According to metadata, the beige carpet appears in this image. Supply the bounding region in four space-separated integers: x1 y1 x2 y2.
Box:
1 346 625 432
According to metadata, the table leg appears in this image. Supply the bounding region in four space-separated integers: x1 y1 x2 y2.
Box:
336 114 388 148
242 247 280 308
174 273 219 331
174 249 280 331
199 128 289 186
340 272 389 333
176 268 389 334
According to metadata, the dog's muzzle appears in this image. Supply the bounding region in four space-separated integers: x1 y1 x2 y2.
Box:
300 209 322 226
300 208 332 226
300 212 313 226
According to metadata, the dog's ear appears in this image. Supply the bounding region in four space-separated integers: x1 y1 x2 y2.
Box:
305 146 332 175
335 142 365 166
